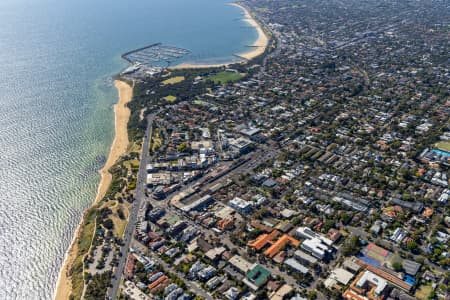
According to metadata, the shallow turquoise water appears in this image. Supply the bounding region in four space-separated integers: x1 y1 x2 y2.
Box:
0 0 257 299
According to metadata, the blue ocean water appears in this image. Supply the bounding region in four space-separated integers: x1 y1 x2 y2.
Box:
0 0 257 299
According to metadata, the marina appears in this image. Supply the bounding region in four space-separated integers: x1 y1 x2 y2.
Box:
0 0 264 298
121 43 191 67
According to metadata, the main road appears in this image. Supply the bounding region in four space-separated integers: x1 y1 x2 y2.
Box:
108 113 156 300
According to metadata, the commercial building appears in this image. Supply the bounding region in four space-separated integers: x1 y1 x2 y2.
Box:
229 137 253 154
228 197 253 214
180 195 215 212
301 237 331 259
296 226 334 246
147 172 173 186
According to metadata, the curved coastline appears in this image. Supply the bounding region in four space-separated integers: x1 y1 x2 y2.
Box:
54 3 267 298
53 80 133 300
170 2 268 70
231 3 269 60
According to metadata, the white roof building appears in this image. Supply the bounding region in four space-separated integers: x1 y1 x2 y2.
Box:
301 237 330 259
328 268 354 285
228 197 253 214
356 271 387 297
296 226 333 246
225 287 240 300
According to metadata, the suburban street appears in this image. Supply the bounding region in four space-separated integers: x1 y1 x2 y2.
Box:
108 113 156 300
2 0 447 299
108 114 279 299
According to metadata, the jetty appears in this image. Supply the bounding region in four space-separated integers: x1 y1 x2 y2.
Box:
233 54 249 61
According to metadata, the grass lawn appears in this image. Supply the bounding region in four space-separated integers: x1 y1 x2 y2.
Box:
71 208 97 299
102 200 129 240
130 142 141 153
161 76 185 85
151 129 163 153
127 178 136 191
435 141 450 152
124 159 139 171
78 210 97 253
111 205 128 238
386 253 402 269
206 71 245 84
415 284 433 300
152 137 162 151
163 95 177 102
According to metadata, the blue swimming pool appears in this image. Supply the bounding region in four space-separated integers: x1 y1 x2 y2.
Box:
432 149 450 158
404 274 415 286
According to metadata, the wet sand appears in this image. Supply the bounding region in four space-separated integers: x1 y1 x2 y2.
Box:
53 80 133 300
94 80 133 203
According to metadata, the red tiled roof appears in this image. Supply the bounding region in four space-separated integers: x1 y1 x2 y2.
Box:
248 230 280 251
148 275 168 290
264 234 300 258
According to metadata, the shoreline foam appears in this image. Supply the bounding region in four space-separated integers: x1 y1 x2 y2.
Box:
169 2 269 70
53 80 133 300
